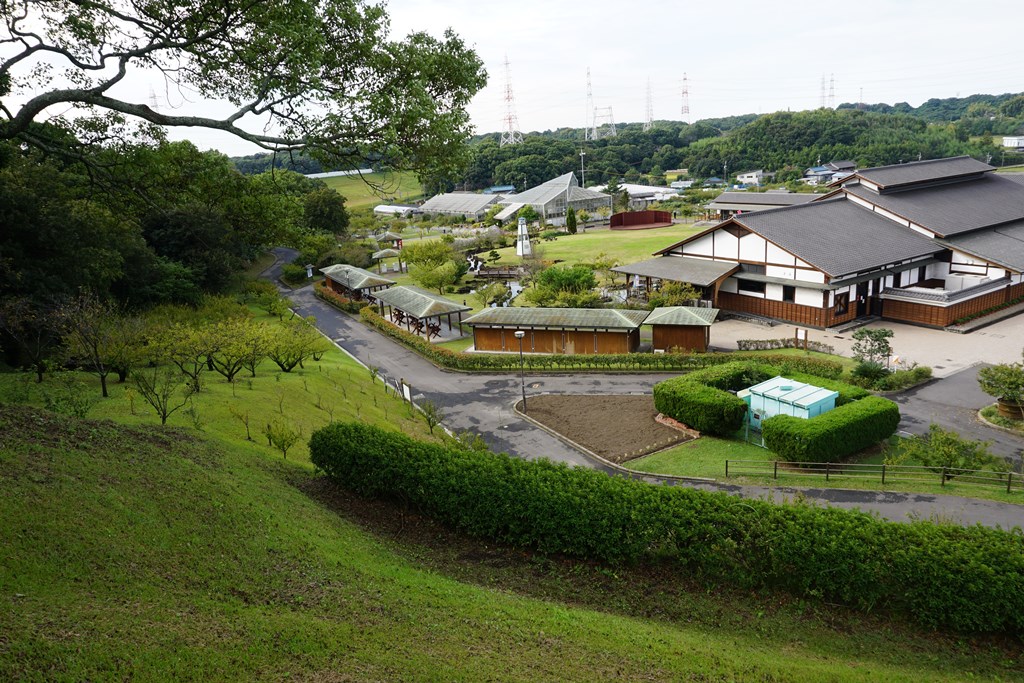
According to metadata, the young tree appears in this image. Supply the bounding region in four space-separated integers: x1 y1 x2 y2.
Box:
851 328 895 365
208 318 261 383
978 361 1024 418
152 323 212 392
131 366 197 425
517 205 540 224
57 291 123 397
474 282 508 308
0 297 62 383
420 400 445 435
267 317 330 372
410 261 461 294
892 424 1002 480
565 207 578 234
401 240 456 269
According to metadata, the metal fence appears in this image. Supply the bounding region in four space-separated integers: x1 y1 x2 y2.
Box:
725 459 1024 494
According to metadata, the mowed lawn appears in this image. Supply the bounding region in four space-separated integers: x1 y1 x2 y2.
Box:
492 223 705 268
321 170 424 209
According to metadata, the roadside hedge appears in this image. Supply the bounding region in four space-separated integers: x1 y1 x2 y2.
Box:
314 282 367 314
359 307 844 376
653 377 748 435
761 396 901 463
310 421 1024 634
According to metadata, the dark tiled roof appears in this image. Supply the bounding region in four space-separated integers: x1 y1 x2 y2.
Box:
374 286 471 319
320 264 395 290
709 191 818 208
941 219 1024 272
842 173 1024 236
730 198 942 277
852 156 992 190
644 306 719 326
613 256 738 287
463 307 648 330
826 160 856 171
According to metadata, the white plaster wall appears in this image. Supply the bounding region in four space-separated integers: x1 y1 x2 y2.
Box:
873 206 910 227
795 287 823 306
720 278 738 293
847 194 874 210
907 222 933 237
795 270 826 284
713 230 739 260
795 257 812 268
684 233 714 257
739 233 766 261
766 265 795 279
766 243 795 265
765 283 783 300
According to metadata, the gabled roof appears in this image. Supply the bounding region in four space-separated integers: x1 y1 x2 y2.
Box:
840 156 993 191
463 307 648 330
373 286 471 319
940 219 1024 273
505 172 610 208
644 306 719 327
825 160 856 171
841 173 1024 237
319 264 395 290
613 256 739 287
656 198 941 278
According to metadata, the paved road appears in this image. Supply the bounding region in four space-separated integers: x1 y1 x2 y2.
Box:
269 249 1024 529
893 365 1024 463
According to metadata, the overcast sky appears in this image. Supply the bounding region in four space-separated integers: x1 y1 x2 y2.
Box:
165 0 1022 154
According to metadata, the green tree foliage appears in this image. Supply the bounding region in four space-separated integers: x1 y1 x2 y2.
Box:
57 291 125 398
1 0 486 181
850 328 894 365
565 207 577 234
524 264 599 307
402 240 457 269
131 366 197 426
891 424 1003 480
303 188 350 237
516 205 540 224
0 297 62 382
978 361 1024 417
266 316 330 372
647 281 702 308
410 261 461 294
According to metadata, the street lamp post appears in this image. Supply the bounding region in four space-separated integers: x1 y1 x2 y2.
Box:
514 330 527 412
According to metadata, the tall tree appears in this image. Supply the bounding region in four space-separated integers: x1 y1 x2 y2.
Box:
1 0 486 179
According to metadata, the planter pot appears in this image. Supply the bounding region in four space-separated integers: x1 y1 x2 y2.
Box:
996 398 1024 420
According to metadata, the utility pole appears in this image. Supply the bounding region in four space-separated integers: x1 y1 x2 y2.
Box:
580 150 586 187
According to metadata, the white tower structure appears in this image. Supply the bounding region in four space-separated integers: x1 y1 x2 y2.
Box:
643 78 654 132
828 73 836 109
680 73 690 122
593 106 617 139
515 217 532 257
585 67 595 141
500 55 523 146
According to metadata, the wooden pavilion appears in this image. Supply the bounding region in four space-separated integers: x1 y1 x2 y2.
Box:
374 285 471 340
371 248 403 274
463 307 648 354
644 306 719 352
319 264 394 301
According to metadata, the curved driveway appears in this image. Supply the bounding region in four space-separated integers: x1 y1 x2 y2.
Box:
270 250 1024 530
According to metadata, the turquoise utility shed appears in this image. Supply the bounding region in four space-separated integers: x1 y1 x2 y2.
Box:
737 376 838 430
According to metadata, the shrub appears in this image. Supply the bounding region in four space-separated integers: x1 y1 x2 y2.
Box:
761 396 900 463
280 263 309 285
680 362 866 404
875 366 932 391
314 282 367 314
653 377 748 435
309 421 1024 633
851 361 889 386
736 338 836 355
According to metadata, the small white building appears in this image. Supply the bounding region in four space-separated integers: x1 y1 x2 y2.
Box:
1003 136 1024 150
736 170 764 185
373 204 416 218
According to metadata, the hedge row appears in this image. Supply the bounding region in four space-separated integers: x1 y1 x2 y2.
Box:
309 421 1024 633
761 396 901 462
314 282 366 314
736 338 836 355
653 378 748 435
359 307 844 376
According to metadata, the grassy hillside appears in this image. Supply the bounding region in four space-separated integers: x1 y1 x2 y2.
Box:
3 403 1022 681
321 171 423 210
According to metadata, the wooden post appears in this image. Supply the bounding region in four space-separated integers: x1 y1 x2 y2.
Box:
825 462 830 481
941 467 947 485
773 461 778 480
1008 471 1014 494
881 463 886 485
725 460 729 477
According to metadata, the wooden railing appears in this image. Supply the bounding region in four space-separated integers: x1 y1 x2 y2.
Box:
725 459 1023 493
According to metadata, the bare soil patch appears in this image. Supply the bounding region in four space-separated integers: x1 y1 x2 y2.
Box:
519 394 692 463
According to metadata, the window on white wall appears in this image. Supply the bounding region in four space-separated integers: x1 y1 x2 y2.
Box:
782 285 795 303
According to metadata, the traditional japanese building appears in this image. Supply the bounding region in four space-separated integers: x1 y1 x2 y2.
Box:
615 157 1024 328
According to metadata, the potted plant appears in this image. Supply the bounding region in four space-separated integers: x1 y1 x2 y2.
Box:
978 362 1024 419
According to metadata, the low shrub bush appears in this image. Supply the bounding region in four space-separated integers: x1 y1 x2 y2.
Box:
875 365 933 391
280 263 309 285
652 377 748 435
736 338 836 355
761 396 900 463
314 282 368 314
310 421 1024 633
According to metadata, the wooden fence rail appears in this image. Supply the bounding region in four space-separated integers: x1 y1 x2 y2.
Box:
725 459 1023 494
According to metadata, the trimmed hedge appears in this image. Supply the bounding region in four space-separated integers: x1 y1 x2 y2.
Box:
653 377 748 435
761 396 901 463
314 282 368 314
737 338 836 355
359 307 844 376
310 421 1024 633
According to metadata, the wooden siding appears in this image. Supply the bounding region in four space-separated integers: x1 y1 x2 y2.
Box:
883 281 1024 328
471 326 637 354
652 325 708 352
718 291 856 328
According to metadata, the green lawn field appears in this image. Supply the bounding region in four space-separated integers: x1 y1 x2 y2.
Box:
492 223 704 268
321 170 424 210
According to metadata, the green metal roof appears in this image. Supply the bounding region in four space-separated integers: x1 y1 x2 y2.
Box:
643 306 719 327
319 264 395 290
463 307 648 330
373 285 471 319
371 248 402 259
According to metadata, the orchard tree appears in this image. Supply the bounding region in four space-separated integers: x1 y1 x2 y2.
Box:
1 0 486 180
